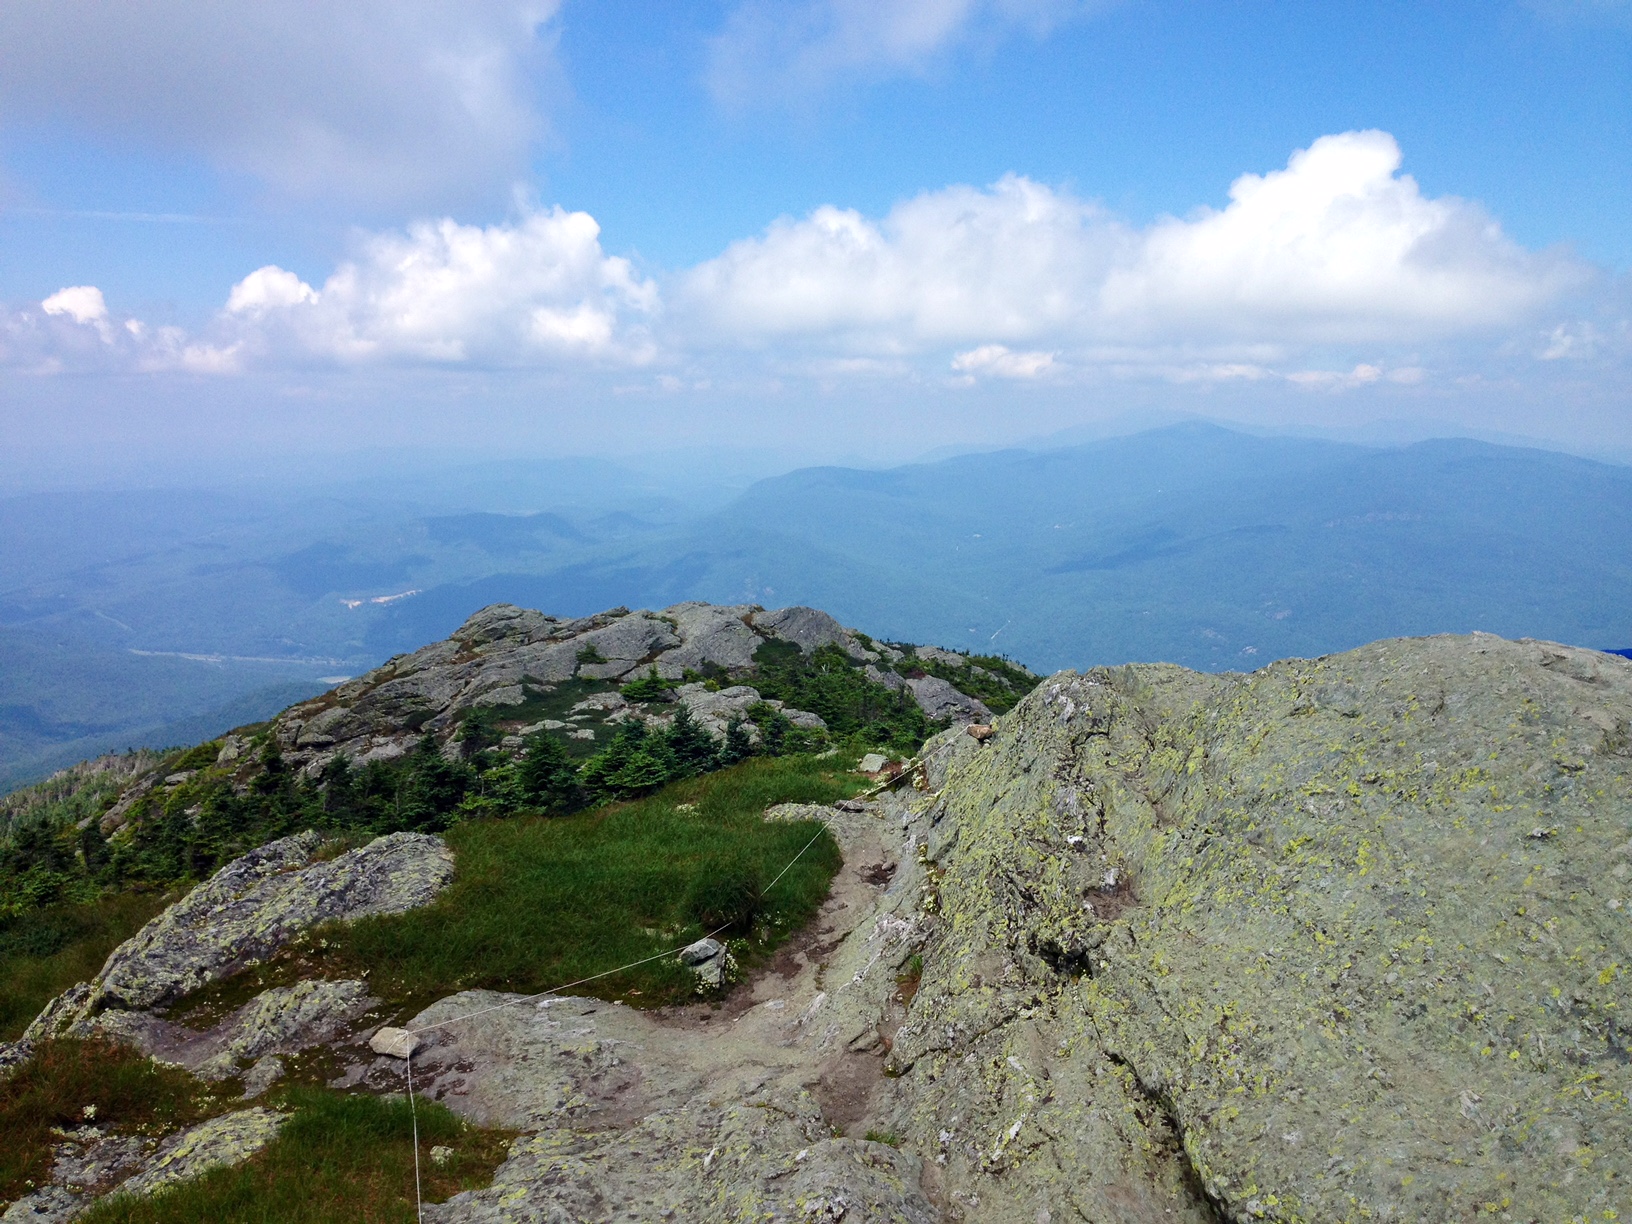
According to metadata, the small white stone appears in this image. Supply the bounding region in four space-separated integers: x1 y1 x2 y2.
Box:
369 1027 420 1059
429 1145 454 1167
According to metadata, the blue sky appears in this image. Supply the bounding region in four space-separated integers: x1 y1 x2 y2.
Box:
1 1 1628 484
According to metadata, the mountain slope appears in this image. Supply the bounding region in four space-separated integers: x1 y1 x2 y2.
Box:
5 628 1628 1221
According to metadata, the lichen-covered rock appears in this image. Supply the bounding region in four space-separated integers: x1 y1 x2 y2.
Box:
193 979 377 1079
426 1120 936 1224
403 991 936 1224
0 1127 154 1222
240 1054 285 1098
878 634 1632 1222
1 1184 83 1223
115 1108 285 1198
26 833 450 1039
2 1110 286 1221
254 602 1002 777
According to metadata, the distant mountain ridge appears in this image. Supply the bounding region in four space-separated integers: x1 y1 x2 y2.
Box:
368 423 1632 671
5 423 1632 788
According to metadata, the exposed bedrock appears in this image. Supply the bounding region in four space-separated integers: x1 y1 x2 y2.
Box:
874 633 1632 1223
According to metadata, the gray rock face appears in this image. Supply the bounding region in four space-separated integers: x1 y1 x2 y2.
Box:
26 832 450 1039
873 635 1632 1222
398 786 936 1221
675 683 763 737
1 1184 83 1223
905 674 992 723
401 634 1632 1223
653 602 763 677
673 682 825 743
752 605 852 654
0 1111 285 1222
0 1126 154 1223
865 662 906 691
428 1118 934 1224
193 979 377 1080
255 601 992 776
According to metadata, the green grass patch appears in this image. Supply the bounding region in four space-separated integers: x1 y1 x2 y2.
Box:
0 892 172 1039
0 1040 225 1205
318 753 857 1008
80 1087 511 1224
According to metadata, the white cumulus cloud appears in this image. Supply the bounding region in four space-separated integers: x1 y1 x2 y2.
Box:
221 207 659 365
40 286 109 326
682 131 1587 370
681 174 1108 350
4 131 1609 389
1098 131 1579 342
227 268 319 315
0 1 559 209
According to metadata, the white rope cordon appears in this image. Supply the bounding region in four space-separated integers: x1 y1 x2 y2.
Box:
401 815 837 1220
407 1045 423 1224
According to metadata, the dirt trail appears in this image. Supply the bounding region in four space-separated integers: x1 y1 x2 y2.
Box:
397 791 945 1221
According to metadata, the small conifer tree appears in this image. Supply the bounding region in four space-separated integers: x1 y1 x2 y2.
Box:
518 733 585 815
720 717 753 765
665 703 719 778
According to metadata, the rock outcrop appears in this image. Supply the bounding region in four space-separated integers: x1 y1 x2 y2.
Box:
256 601 1004 781
0 1109 287 1223
114 1108 286 1198
27 831 450 1042
3 830 455 1217
873 633 1632 1222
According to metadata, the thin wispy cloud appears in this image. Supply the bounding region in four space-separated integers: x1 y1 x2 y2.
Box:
706 0 1103 105
0 0 560 210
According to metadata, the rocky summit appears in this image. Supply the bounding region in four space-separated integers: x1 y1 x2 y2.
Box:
240 601 1001 787
2 619 1630 1222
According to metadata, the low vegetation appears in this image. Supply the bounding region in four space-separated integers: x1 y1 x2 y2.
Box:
80 1088 510 1224
0 1039 227 1205
748 641 938 750
182 752 857 1015
0 892 172 1039
0 616 1040 1217
4 750 855 1215
896 647 1036 715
